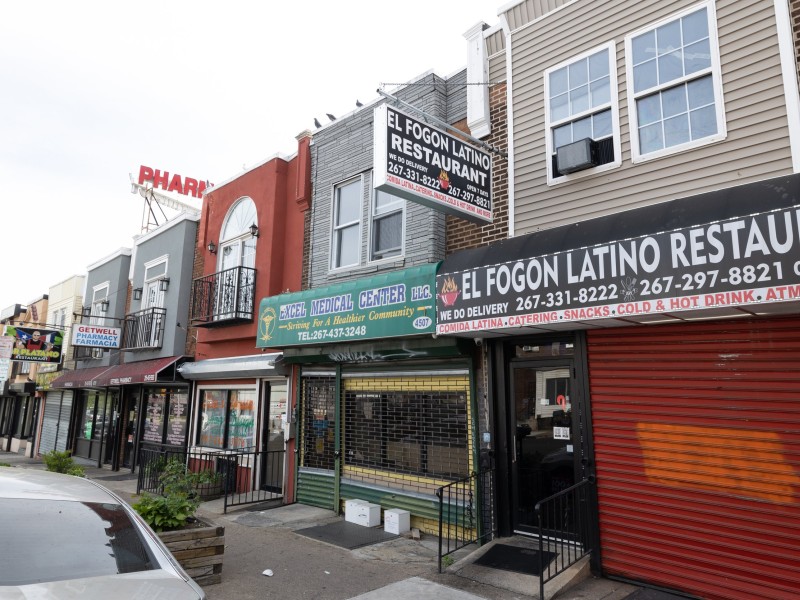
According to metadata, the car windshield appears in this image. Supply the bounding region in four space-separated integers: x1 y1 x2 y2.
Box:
0 498 157 585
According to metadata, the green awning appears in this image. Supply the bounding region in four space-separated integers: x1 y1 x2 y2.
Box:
257 263 438 348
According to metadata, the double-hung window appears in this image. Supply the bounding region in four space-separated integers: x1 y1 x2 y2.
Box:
331 177 362 269
546 42 619 182
626 3 725 161
370 190 404 261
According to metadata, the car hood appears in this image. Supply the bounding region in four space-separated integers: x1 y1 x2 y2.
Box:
0 570 203 600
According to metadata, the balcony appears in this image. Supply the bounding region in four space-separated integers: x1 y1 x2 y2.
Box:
191 266 256 327
122 307 167 350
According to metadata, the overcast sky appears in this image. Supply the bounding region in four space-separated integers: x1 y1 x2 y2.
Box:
0 1 499 314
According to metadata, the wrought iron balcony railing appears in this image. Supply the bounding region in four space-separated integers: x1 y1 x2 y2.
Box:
122 307 167 350
190 266 256 326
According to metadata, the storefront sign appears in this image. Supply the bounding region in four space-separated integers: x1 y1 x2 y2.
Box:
71 324 122 348
373 105 492 224
5 326 63 363
138 165 209 198
0 336 13 359
257 264 437 347
143 393 165 443
437 206 800 334
166 392 188 445
35 370 62 391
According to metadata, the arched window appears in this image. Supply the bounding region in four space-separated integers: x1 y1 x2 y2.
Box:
218 197 258 272
214 197 258 320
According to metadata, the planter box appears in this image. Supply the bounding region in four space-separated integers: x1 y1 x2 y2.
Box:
158 516 224 585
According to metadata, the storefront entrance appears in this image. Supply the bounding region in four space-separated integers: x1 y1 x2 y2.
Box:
73 389 118 464
511 362 576 534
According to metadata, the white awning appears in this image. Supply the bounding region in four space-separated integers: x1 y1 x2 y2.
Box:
177 353 285 380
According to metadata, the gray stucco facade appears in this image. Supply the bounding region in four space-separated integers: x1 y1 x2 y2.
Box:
307 71 468 288
125 213 198 362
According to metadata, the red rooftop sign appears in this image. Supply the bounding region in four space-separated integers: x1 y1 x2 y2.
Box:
138 165 209 198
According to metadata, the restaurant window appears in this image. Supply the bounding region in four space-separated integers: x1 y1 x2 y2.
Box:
198 389 256 449
625 3 725 161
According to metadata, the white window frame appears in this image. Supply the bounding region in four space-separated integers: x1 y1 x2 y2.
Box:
90 282 110 326
330 175 364 271
368 185 405 263
544 41 621 185
142 255 168 310
625 1 726 164
194 384 259 452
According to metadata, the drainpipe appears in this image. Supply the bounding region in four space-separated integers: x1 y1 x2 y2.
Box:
501 13 516 237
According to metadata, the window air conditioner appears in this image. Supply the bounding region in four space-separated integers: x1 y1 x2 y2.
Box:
556 138 599 174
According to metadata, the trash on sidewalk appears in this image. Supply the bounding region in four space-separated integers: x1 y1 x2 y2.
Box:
262 569 273 577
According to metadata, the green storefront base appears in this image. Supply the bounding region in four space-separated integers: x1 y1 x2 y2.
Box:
297 468 472 534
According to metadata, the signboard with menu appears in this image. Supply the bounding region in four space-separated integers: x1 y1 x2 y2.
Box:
373 104 492 224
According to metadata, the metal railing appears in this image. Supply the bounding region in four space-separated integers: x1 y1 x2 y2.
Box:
190 266 256 325
122 307 167 349
535 477 595 600
137 445 285 513
436 469 495 572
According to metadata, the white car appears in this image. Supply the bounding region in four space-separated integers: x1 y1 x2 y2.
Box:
0 468 206 599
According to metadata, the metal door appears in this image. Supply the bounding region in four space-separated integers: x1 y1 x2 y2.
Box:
511 362 576 534
589 316 800 600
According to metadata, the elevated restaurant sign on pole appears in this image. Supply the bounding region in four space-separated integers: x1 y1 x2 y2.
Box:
373 104 492 224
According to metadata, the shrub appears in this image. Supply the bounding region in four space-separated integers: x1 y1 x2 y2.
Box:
133 458 219 531
133 493 198 532
42 450 85 477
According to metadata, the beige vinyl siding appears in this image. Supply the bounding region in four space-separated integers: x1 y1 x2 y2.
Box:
486 29 505 56
489 50 506 83
503 0 575 31
510 0 794 235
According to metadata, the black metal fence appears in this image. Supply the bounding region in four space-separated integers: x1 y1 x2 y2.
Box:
122 307 167 349
436 469 495 572
190 266 256 325
535 477 595 600
137 445 285 513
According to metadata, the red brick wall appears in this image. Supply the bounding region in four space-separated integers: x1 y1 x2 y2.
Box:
445 82 509 255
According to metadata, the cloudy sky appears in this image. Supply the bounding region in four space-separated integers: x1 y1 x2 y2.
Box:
0 1 499 314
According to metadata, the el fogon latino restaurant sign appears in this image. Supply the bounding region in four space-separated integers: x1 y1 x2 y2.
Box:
373 104 492 224
437 206 800 334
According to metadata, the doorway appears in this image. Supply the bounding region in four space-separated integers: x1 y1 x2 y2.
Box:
510 362 576 534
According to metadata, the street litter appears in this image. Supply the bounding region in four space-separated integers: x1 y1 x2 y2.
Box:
262 569 274 577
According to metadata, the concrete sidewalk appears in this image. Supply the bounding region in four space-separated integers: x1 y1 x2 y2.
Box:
1 451 656 600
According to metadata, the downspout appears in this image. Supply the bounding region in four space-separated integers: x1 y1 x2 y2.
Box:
774 0 800 173
501 13 516 237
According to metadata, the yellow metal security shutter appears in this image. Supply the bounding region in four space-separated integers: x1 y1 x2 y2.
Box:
588 316 800 600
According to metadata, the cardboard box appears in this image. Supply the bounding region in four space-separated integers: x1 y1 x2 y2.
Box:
345 499 366 523
345 499 380 527
384 508 410 534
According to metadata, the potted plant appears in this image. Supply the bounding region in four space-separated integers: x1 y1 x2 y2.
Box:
190 467 224 501
133 458 224 585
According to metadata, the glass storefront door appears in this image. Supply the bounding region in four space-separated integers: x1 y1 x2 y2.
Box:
511 363 576 534
73 390 118 464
